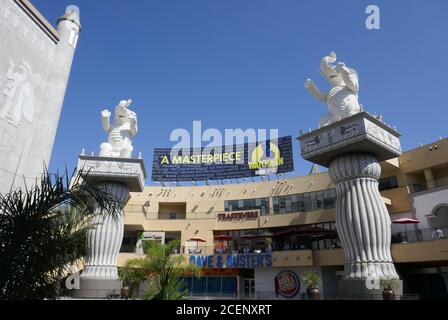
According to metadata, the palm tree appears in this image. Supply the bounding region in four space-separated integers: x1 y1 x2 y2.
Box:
119 240 201 300
0 169 120 300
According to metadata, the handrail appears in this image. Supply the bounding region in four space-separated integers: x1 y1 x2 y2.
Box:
125 208 334 220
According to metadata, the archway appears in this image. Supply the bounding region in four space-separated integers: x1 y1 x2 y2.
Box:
428 203 448 229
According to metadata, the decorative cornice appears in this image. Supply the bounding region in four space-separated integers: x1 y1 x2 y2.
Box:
14 0 60 43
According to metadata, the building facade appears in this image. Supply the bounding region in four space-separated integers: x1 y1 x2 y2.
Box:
119 138 448 299
0 0 80 194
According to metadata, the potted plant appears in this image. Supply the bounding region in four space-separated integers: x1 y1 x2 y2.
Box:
380 278 399 300
118 259 146 299
120 285 130 300
301 270 321 300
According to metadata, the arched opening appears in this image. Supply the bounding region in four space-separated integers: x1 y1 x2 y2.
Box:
428 204 448 236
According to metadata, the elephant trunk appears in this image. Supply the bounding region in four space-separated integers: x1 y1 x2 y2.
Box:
320 53 338 78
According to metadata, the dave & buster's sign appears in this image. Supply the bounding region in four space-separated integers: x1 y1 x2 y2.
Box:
151 136 294 181
217 210 259 222
189 253 272 269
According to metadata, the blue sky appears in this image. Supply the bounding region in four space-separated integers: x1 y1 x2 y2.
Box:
36 0 448 183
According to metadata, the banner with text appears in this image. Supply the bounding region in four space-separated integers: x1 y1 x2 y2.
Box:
151 136 294 181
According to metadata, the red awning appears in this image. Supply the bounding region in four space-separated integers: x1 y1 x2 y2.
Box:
392 218 420 224
214 235 232 241
188 237 207 242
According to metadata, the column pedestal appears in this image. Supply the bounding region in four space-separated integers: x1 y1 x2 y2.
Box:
299 112 403 299
329 153 398 280
339 279 403 300
72 156 146 298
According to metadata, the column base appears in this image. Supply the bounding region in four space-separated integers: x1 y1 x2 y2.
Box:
72 279 123 299
80 266 119 279
339 279 403 300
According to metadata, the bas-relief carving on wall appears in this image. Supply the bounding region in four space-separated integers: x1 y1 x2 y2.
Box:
366 121 401 152
83 160 139 174
0 58 41 127
301 120 364 154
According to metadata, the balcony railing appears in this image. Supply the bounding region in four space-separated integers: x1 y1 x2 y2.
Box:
179 245 326 256
120 225 447 256
125 209 336 221
392 226 447 244
410 182 428 194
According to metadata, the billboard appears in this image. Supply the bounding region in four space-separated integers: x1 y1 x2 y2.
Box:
151 136 294 181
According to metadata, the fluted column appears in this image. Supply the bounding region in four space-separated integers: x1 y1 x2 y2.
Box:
329 153 399 280
80 182 129 280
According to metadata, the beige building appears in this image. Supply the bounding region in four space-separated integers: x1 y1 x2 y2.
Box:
119 138 448 299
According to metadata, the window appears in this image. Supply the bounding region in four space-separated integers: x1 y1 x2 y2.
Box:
316 191 324 209
273 188 337 214
183 276 238 298
378 176 399 191
181 277 191 294
192 277 207 297
207 277 221 295
224 198 270 215
413 183 427 193
222 277 237 297
169 212 177 220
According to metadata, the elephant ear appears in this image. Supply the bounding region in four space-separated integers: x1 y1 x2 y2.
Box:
349 68 358 81
345 68 359 93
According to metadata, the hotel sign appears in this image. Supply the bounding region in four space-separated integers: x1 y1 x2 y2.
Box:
217 210 259 222
151 136 294 181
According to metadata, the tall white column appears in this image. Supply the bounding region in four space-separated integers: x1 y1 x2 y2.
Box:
329 153 399 280
80 182 129 280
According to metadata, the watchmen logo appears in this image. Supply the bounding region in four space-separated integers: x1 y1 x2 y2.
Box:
248 141 284 175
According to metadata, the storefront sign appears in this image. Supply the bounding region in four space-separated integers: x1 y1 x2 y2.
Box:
274 270 300 298
217 210 259 221
189 253 272 268
139 231 165 241
151 136 294 181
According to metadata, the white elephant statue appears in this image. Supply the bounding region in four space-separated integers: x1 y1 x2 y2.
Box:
99 99 137 158
305 52 361 127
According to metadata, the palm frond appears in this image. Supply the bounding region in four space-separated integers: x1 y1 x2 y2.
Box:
0 168 122 300
118 240 200 300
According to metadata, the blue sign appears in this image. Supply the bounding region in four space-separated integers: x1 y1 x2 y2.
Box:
152 136 294 181
189 253 272 268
